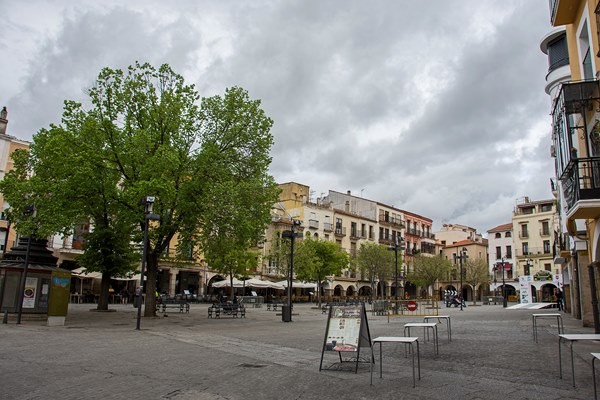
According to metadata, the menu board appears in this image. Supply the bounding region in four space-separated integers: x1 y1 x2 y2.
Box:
319 303 372 372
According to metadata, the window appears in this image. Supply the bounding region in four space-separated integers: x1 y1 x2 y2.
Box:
521 224 528 238
495 233 501 239
522 242 529 255
506 245 512 258
350 222 357 237
540 204 553 212
544 263 552 272
495 246 501 260
547 35 569 72
543 240 551 254
505 231 511 238
541 221 550 236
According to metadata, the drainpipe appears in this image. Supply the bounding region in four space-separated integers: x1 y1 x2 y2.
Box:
588 263 600 333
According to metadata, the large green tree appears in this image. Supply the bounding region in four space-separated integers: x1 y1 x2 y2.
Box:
407 255 453 299
294 238 349 307
355 242 394 300
0 62 279 316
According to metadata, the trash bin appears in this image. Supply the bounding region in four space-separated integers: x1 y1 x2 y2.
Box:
134 295 141 308
281 305 292 322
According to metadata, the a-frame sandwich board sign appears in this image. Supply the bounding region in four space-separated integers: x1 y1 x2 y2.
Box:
319 303 372 373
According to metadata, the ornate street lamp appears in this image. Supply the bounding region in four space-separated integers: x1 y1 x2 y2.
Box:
281 219 301 322
388 235 404 313
525 258 532 276
497 257 507 308
16 205 35 325
136 196 160 331
455 247 468 311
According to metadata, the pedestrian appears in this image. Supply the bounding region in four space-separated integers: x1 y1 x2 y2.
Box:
555 287 564 311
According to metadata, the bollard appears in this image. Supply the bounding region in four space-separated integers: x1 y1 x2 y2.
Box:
2 309 8 324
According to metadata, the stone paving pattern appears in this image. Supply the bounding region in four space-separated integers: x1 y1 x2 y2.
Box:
0 302 597 399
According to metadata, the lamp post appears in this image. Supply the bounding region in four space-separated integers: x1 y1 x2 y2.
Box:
388 235 404 313
16 205 35 324
525 258 531 276
498 257 507 308
136 196 160 331
454 247 468 311
282 219 301 322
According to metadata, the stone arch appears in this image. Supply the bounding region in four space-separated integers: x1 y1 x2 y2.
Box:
333 284 344 298
346 285 356 297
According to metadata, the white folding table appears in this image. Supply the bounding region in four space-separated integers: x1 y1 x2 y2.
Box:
404 322 439 356
558 334 600 387
370 336 420 388
532 313 563 343
423 315 451 342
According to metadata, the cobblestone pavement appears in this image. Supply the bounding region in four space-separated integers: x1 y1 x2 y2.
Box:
0 302 597 399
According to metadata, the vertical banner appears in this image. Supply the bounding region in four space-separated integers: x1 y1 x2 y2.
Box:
553 273 563 289
22 277 38 309
519 275 532 304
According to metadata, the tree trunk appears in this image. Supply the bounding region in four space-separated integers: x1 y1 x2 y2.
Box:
144 252 159 317
97 272 111 311
317 279 322 308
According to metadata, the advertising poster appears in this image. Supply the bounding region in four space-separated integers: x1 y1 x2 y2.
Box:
519 275 532 304
325 306 361 352
553 273 563 288
23 277 38 309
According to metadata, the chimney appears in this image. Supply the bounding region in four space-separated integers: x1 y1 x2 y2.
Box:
345 200 350 212
0 107 7 135
347 190 351 195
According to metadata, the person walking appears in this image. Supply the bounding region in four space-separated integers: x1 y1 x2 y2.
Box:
555 287 564 311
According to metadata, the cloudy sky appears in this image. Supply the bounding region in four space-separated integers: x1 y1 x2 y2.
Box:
1 0 555 235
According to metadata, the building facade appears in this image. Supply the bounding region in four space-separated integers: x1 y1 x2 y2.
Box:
547 0 600 326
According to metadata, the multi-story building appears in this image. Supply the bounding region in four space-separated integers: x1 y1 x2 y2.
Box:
265 184 435 301
487 223 515 297
435 223 488 301
512 197 560 302
0 107 31 253
546 0 600 326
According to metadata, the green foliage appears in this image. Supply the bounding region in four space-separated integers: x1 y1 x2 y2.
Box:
355 242 394 299
407 255 452 291
0 62 279 315
266 231 291 278
294 238 349 306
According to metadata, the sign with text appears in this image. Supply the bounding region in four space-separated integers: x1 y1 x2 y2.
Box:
319 304 372 372
519 275 533 304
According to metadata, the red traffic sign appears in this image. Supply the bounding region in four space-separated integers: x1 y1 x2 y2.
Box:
406 301 418 311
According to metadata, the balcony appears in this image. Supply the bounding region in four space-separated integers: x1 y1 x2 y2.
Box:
518 232 529 239
561 157 600 220
379 215 405 229
334 227 346 237
323 223 333 232
350 230 360 240
549 0 578 26
308 219 319 229
515 247 553 257
540 229 551 237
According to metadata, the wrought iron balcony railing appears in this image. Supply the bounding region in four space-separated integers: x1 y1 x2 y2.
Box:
561 157 600 215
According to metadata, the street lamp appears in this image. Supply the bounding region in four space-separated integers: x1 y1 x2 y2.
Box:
497 257 507 308
15 205 36 324
136 196 160 331
454 247 468 311
525 258 532 276
281 219 301 322
388 235 404 313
